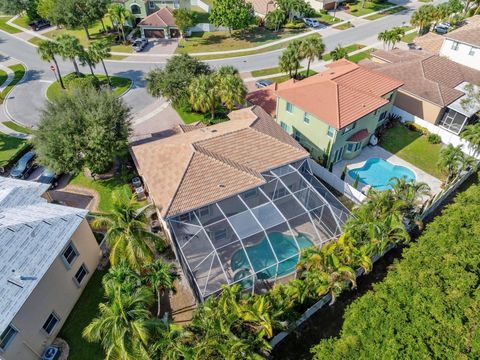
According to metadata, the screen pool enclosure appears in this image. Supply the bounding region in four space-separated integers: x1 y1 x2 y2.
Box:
168 159 350 301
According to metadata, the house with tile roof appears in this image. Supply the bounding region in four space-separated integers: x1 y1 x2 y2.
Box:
362 49 480 136
248 59 403 164
130 106 350 301
137 7 181 38
115 0 190 23
0 178 101 360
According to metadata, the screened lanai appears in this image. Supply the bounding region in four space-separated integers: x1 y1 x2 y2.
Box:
168 159 350 301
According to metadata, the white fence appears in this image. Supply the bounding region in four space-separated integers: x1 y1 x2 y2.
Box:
191 0 210 11
391 106 480 159
308 159 366 204
189 23 229 32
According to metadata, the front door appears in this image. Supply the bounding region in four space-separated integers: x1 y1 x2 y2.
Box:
332 146 345 163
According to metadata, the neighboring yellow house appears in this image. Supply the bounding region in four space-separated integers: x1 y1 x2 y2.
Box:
0 178 101 360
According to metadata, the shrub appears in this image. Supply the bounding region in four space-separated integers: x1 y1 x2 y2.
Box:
427 133 441 144
404 121 429 135
284 21 305 29
67 76 100 91
63 72 84 87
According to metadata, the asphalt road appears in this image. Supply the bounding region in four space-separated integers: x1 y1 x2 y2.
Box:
0 1 437 127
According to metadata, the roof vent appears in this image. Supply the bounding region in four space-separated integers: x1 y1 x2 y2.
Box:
218 184 226 188
211 130 218 133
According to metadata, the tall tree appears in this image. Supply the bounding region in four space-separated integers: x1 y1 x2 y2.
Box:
276 0 313 22
265 9 286 32
461 123 480 156
377 27 405 50
173 8 198 38
209 0 255 35
107 3 132 43
83 283 157 360
329 44 349 61
56 34 83 76
301 35 324 76
33 86 131 174
88 39 112 85
37 40 65 89
279 46 300 79
0 0 34 16
188 74 219 119
146 54 211 104
143 259 180 317
437 144 473 184
410 4 436 34
216 73 247 111
92 190 159 271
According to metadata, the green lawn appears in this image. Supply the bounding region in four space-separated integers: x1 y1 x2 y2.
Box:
268 69 317 84
314 13 342 25
251 66 305 77
346 0 395 16
174 104 228 125
348 48 375 63
58 269 106 360
192 7 210 23
12 15 30 29
2 121 34 134
333 21 355 30
46 74 132 101
0 70 7 87
42 17 133 53
0 16 21 33
177 27 306 54
0 132 28 169
323 44 365 61
401 31 418 43
364 5 407 20
380 123 444 179
0 64 26 104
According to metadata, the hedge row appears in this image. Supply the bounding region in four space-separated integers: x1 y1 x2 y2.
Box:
312 184 480 359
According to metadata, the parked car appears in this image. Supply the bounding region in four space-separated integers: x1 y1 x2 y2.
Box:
303 18 321 28
435 23 450 34
255 79 273 88
132 38 148 52
29 19 50 31
10 151 36 179
37 168 60 189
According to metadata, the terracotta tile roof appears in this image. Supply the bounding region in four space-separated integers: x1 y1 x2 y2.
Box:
247 0 276 15
178 122 206 133
139 7 176 27
274 59 403 130
414 32 444 53
131 106 308 218
445 15 480 47
246 87 277 116
366 49 480 106
347 129 369 142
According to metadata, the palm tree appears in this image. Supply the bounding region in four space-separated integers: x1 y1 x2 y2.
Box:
438 144 468 184
78 49 96 76
151 321 194 360
378 30 392 49
461 122 480 156
378 28 405 50
265 9 286 32
37 40 65 89
301 36 325 77
329 44 349 61
83 285 156 360
188 74 218 119
389 177 431 220
143 259 180 317
216 65 239 76
108 4 132 44
279 44 301 79
56 34 83 76
102 262 141 295
216 74 247 111
88 39 112 85
410 4 436 34
92 190 158 272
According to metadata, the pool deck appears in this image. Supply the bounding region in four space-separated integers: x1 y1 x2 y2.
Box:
332 146 442 195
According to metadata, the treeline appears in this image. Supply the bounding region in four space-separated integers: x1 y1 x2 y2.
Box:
312 184 480 359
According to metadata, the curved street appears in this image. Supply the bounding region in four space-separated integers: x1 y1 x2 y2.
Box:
0 0 435 128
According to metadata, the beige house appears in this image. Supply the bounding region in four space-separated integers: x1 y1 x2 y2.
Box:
362 49 480 135
0 178 101 360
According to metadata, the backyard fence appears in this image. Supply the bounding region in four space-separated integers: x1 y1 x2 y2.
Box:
189 23 228 32
308 159 366 204
191 0 210 12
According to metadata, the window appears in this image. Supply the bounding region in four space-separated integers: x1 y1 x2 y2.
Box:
343 122 356 134
149 1 155 9
303 112 311 124
451 41 459 51
280 121 289 132
131 4 141 14
198 206 210 217
469 47 476 56
347 143 354 152
42 313 60 335
379 111 388 122
438 108 468 134
74 264 88 286
62 242 78 267
178 212 193 222
214 229 227 241
0 325 17 351
327 126 334 138
286 102 293 113
243 188 257 199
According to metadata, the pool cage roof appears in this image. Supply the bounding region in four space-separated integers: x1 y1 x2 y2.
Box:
168 159 350 302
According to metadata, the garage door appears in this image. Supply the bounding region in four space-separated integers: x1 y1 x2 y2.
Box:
144 29 165 38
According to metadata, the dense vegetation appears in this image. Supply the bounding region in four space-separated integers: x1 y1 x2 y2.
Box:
312 184 480 359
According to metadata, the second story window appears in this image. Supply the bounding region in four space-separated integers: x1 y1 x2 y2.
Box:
149 1 155 9
286 102 293 113
379 111 388 122
469 47 476 56
62 242 78 267
42 313 60 335
451 41 459 51
327 126 334 138
343 122 356 134
74 264 88 286
0 325 17 351
303 112 310 124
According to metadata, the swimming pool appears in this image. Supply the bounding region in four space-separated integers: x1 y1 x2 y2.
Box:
231 232 313 288
348 157 416 191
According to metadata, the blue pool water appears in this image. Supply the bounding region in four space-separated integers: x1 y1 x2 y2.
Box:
231 232 313 288
348 157 416 191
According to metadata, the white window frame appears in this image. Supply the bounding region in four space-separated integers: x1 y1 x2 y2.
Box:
61 242 79 269
469 47 475 56
149 1 155 9
0 325 18 352
74 264 88 287
343 122 356 134
303 112 310 124
327 126 334 138
42 312 60 335
451 41 459 51
286 102 293 113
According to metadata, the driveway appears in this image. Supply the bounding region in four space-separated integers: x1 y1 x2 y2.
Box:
123 38 179 61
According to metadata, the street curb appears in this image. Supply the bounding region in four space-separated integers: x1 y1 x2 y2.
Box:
3 60 31 129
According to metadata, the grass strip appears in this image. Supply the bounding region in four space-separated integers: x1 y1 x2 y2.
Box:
0 64 26 104
2 121 34 134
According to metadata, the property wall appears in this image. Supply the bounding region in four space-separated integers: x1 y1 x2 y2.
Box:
440 38 480 70
191 0 210 12
3 220 102 360
392 105 480 159
394 90 443 125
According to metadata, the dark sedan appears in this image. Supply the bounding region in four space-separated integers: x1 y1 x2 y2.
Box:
10 151 36 179
37 168 60 189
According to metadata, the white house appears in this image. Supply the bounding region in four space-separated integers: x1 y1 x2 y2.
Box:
439 15 480 70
